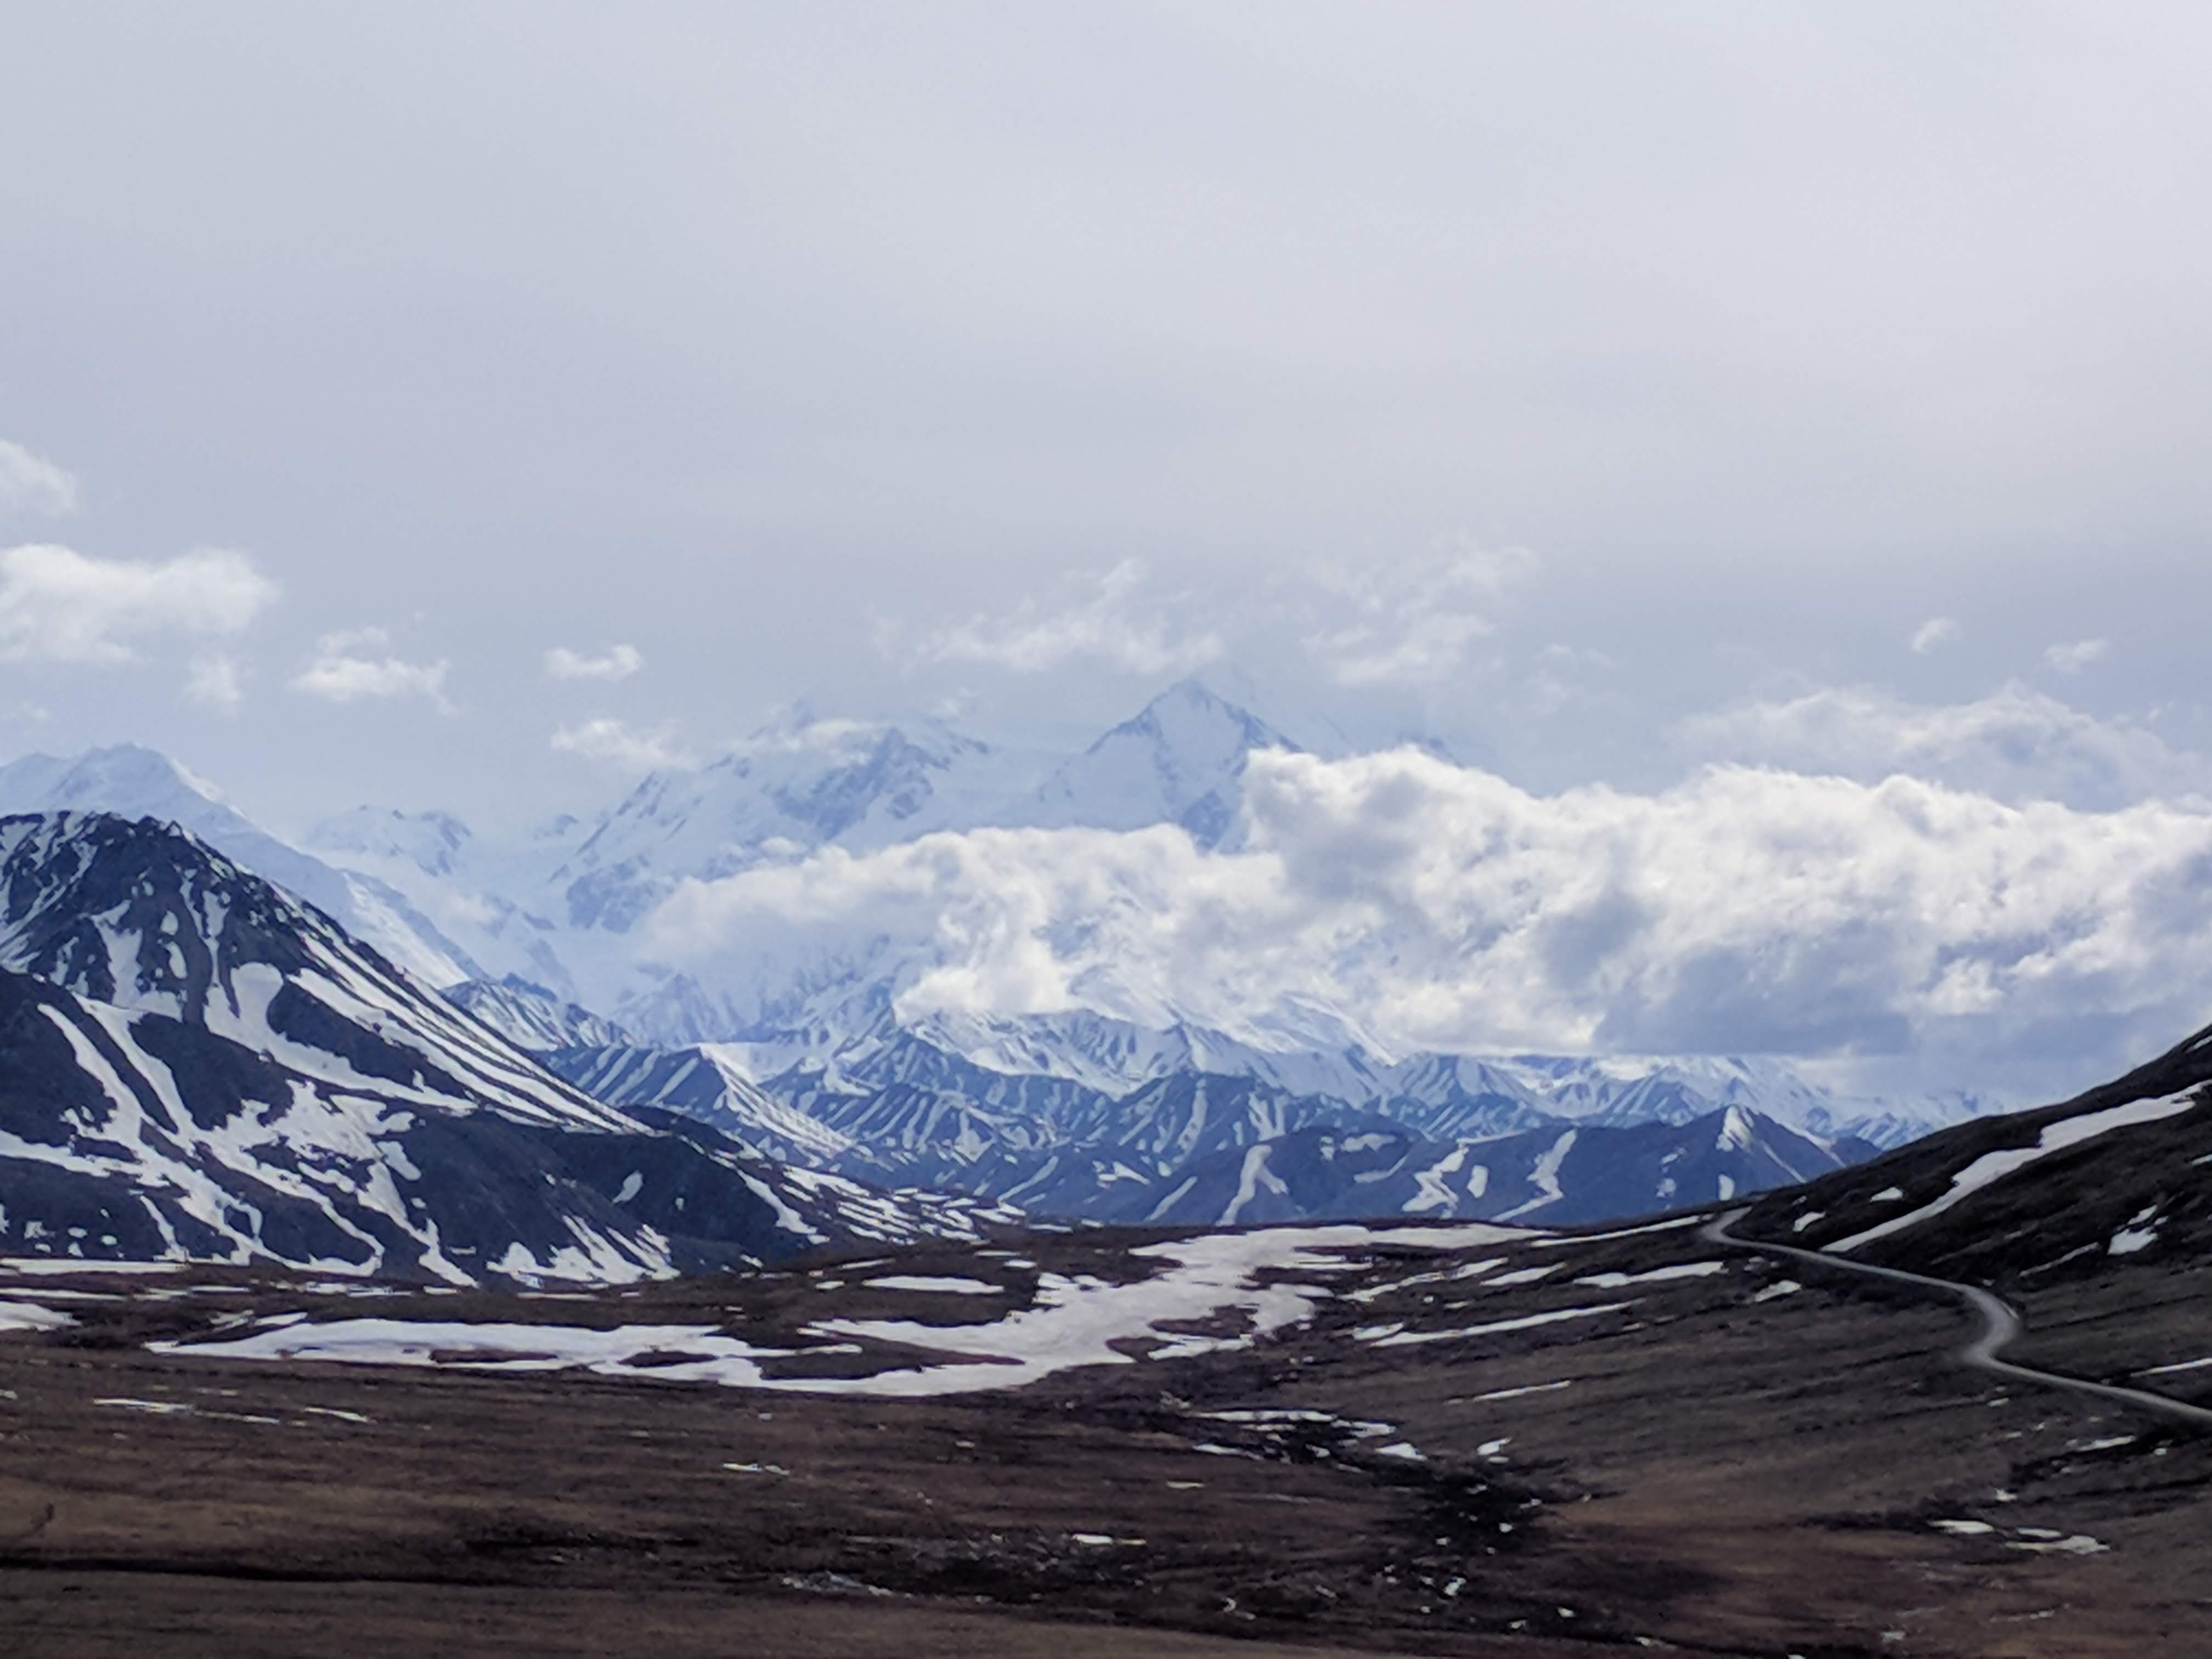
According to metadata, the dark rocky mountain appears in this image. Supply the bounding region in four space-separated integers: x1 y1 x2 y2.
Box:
0 812 1021 1280
549 1014 1880 1227
1093 1104 1866 1227
1736 1018 2212 1288
0 743 481 985
549 1039 859 1170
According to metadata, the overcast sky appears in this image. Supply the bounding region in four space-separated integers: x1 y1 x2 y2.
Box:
13 3 2212 1106
7 5 2212 1090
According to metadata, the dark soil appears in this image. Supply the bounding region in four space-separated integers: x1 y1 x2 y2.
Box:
2 1220 2207 1656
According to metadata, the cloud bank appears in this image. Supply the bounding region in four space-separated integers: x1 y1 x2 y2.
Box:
643 747 2212 1087
1675 684 2205 811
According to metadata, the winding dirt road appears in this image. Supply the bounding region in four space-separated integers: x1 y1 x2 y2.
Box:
1705 1208 2212 1429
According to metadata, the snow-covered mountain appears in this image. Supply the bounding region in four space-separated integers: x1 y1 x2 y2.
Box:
551 713 1047 936
302 804 586 997
443 974 636 1051
543 1008 1883 1227
0 746 479 987
0 812 1022 1280
548 1040 860 1171
1020 677 1297 848
757 1006 1970 1152
9 679 2006 1205
1109 1104 1860 1229
297 678 1302 1028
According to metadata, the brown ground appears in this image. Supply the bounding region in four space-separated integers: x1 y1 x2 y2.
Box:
1 1221 2206 1657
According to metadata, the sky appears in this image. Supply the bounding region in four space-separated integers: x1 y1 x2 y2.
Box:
4 4 2212 1090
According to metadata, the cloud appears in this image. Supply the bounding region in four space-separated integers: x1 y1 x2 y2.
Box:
641 747 2212 1086
544 642 644 681
1674 683 2204 812
904 560 1223 676
551 716 697 770
2044 637 2109 674
185 653 245 712
1302 541 1537 687
0 442 81 517
291 627 451 708
1909 617 1959 654
0 543 275 665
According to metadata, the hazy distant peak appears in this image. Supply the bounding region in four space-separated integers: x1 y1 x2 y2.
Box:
0 742 244 831
1020 675 1298 844
1110 674 1298 755
306 804 477 878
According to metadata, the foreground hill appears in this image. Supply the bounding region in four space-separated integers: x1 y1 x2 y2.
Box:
0 812 1019 1280
1735 1016 2212 1288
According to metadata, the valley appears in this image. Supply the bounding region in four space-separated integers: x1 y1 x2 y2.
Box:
3 1183 2208 1656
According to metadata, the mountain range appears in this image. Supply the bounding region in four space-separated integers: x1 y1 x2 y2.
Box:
0 812 1020 1282
0 678 2006 1248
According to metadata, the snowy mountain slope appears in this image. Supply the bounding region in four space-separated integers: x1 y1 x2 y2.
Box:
541 1003 1874 1227
1107 1105 1864 1229
291 683 1307 1045
0 811 633 1133
0 962 768 1281
1739 1019 2212 1286
38 682 2004 1158
549 714 1047 936
0 813 1026 1278
1017 677 1298 848
0 746 479 987
550 1041 857 1170
0 961 1018 1282
310 804 476 877
545 1029 1372 1207
302 805 586 997
444 975 635 1052
717 1003 1973 1154
899 1007 1395 1101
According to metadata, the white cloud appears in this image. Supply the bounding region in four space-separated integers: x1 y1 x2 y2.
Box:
905 560 1223 676
1675 683 2203 811
291 628 451 709
641 747 2212 1083
544 642 644 681
0 441 81 517
1303 541 1537 687
185 653 245 712
1909 617 1959 654
0 543 276 664
551 716 697 770
2044 637 2109 674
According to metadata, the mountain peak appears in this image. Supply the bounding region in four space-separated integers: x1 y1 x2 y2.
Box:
0 742 233 821
1124 674 1294 752
1018 674 1295 845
